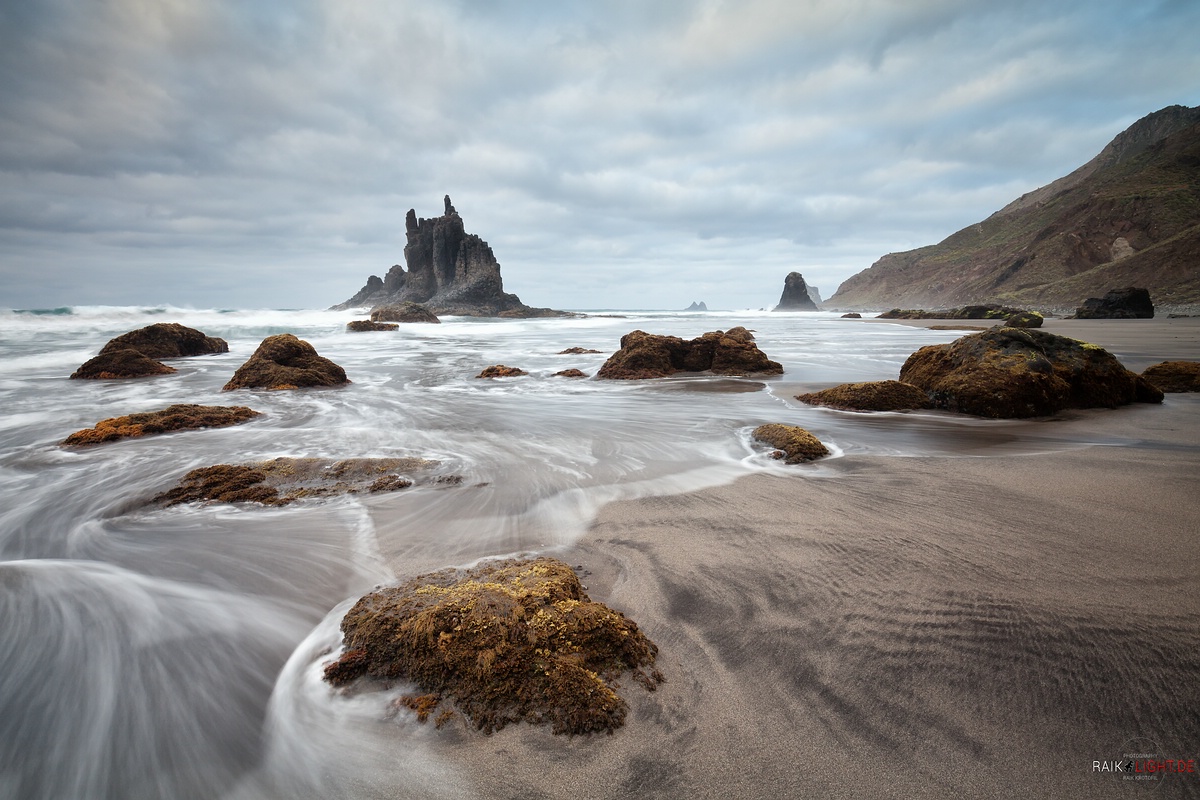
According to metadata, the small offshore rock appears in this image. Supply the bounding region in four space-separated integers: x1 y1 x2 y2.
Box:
796 380 932 412
841 312 862 319
70 322 227 379
70 348 178 380
347 320 400 332
596 327 781 379
223 334 349 390
1141 361 1200 392
554 369 588 378
476 365 528 378
62 404 260 446
370 302 441 324
558 347 602 355
751 424 830 463
1073 287 1154 319
1003 311 1044 328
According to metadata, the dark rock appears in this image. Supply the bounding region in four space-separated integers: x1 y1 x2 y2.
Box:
796 381 932 412
70 348 178 380
62 404 260 446
773 272 819 311
153 456 438 506
841 312 862 318
684 301 708 311
98 322 228 359
222 334 349 391
1141 361 1200 392
554 369 588 378
370 302 440 324
878 305 1027 321
1072 287 1155 319
347 320 399 332
898 328 1164 418
1004 311 1044 328
476 365 528 378
333 196 570 318
751 424 829 463
596 327 782 379
322 556 663 735
558 347 602 355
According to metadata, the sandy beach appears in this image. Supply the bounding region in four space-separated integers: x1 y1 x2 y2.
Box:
442 317 1200 799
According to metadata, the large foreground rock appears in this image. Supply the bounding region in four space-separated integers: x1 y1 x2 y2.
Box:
62 405 260 446
223 334 349 390
899 328 1163 417
70 322 228 379
796 380 932 412
1141 361 1200 392
323 556 663 735
1073 287 1155 319
596 327 783 379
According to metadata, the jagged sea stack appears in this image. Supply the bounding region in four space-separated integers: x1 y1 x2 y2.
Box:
773 272 819 311
333 197 566 318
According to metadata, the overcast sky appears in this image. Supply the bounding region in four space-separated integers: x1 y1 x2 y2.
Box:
2 0 1197 311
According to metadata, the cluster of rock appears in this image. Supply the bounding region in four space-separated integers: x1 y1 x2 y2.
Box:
70 323 228 379
877 305 1044 327
596 327 783 379
1072 287 1154 319
323 556 663 736
333 196 568 319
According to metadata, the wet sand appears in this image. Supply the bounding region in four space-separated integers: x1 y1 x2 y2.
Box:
444 319 1200 799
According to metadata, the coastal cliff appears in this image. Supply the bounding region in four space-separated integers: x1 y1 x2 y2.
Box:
333 197 566 317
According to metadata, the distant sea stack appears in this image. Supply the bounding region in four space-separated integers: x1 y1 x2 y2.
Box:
684 301 708 311
333 196 568 318
773 272 820 311
828 105 1200 310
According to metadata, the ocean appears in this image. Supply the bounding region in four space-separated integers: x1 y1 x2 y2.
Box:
0 305 1105 799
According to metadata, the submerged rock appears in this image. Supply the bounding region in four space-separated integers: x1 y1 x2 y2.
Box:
796 381 932 412
223 334 349 390
323 556 663 735
558 347 603 355
62 404 260 446
898 328 1163 418
1141 361 1200 392
596 327 782 379
370 302 440 324
1073 287 1154 319
70 348 178 380
751 424 829 463
153 456 439 506
476 365 528 378
347 320 400 332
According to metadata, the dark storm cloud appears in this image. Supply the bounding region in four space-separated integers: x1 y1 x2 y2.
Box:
1 0 1198 309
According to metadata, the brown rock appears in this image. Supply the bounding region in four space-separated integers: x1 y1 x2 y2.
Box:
557 347 602 355
898 328 1164 418
554 369 588 378
596 328 781 379
370 302 440 324
322 556 663 735
97 323 228 359
69 348 178 380
841 312 862 318
796 381 932 412
222 334 349 391
62 404 260 446
1003 311 1044 328
1141 361 1200 392
751 424 830 463
476 365 528 378
347 320 399 332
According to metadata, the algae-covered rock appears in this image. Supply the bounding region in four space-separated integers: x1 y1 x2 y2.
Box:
153 456 438 506
751 423 829 463
223 334 349 390
1004 310 1044 328
899 327 1163 418
62 404 260 446
323 556 663 735
347 320 400 332
69 348 178 380
476 365 528 378
596 327 782 379
1141 361 1200 392
370 302 441 324
796 381 932 412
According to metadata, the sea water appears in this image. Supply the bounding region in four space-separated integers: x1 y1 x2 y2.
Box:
0 306 1105 799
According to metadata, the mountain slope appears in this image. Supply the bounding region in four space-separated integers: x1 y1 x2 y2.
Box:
829 105 1200 310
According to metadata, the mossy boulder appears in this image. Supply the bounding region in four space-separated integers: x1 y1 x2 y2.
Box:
371 302 440 324
62 404 260 446
751 423 829 463
596 327 782 379
347 320 399 332
476 365 528 378
222 334 349 390
323 556 663 735
1004 311 1044 328
796 380 932 412
1141 361 1200 392
153 456 438 506
898 328 1164 418
69 348 178 380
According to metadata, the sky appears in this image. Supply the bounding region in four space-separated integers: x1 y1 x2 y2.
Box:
1 0 1198 311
